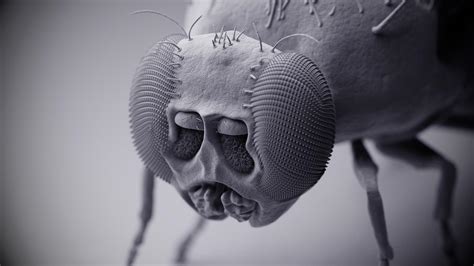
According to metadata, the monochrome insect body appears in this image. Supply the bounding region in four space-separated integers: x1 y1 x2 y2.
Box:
127 0 474 265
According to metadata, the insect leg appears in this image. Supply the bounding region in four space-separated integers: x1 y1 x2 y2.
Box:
174 216 207 264
375 138 459 266
351 139 394 266
127 167 156 266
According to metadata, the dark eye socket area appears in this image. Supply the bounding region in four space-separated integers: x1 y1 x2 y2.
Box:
218 118 254 173
173 112 204 160
172 126 204 160
172 113 254 171
219 133 254 173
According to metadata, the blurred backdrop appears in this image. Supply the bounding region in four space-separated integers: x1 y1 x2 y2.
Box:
1 0 473 265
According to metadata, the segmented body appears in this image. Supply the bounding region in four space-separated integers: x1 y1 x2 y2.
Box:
185 0 472 142
127 1 473 265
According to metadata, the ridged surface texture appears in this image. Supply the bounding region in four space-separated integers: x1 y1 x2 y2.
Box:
129 35 184 182
250 53 336 201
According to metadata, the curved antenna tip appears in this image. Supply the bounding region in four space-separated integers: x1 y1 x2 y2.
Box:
271 33 320 52
188 15 203 40
130 10 187 37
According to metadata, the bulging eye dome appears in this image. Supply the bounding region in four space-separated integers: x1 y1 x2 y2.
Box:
250 53 336 201
129 36 184 182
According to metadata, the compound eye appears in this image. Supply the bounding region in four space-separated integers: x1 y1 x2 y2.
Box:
172 112 204 160
217 118 254 173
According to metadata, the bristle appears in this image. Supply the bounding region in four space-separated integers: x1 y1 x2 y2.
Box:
131 10 187 37
168 63 182 68
271 33 320 52
250 64 260 71
236 29 246 42
355 0 364 13
156 41 182 52
218 25 224 43
187 15 202 40
372 0 407 34
328 5 336 17
252 22 263 52
172 52 184 60
226 33 233 46
223 32 227 48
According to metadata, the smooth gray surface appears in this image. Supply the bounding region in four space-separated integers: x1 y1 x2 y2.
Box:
2 0 473 265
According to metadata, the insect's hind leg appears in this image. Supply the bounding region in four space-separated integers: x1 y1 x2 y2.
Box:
174 215 207 264
351 139 394 266
375 138 459 266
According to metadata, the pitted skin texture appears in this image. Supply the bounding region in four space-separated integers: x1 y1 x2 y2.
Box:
171 33 277 119
185 0 467 143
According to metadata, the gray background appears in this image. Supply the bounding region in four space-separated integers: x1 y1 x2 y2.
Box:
1 0 473 265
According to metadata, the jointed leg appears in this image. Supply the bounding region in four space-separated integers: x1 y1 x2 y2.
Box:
351 139 394 266
174 216 207 264
375 138 459 266
127 167 156 266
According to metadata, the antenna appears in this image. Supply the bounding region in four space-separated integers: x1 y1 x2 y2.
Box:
131 10 187 37
187 15 202 40
252 22 263 52
271 33 320 52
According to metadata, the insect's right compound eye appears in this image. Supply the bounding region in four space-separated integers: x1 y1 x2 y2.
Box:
172 112 204 160
250 53 336 201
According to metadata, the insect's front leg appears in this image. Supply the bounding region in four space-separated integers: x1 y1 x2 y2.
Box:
127 167 156 266
375 138 459 266
351 139 394 266
174 216 207 264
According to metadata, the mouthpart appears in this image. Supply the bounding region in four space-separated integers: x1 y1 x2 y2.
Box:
187 182 257 222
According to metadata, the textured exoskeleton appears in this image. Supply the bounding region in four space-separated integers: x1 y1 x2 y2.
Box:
127 0 473 265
